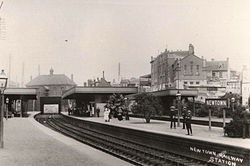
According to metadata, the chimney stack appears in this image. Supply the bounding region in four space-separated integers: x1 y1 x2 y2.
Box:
71 74 74 81
103 71 105 79
50 68 54 75
188 44 194 55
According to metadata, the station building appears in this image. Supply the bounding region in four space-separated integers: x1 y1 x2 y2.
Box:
26 68 76 113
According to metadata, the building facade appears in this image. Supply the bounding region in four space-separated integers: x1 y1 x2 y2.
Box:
149 44 243 103
242 67 250 106
150 48 189 91
150 44 206 91
26 68 76 113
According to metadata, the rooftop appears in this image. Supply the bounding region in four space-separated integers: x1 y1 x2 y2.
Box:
26 68 76 87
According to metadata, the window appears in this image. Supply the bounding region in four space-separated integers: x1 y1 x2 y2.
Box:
212 72 216 77
219 72 222 78
184 65 187 73
184 81 188 84
196 65 200 75
190 61 193 73
196 81 200 84
190 81 193 85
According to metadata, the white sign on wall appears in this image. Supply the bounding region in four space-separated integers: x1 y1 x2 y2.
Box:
44 104 59 113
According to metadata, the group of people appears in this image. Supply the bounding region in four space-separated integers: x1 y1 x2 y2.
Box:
170 106 193 136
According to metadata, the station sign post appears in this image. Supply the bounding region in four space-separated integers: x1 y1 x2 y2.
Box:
205 99 228 130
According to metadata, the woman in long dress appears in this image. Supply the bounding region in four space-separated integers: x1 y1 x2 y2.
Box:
104 107 110 122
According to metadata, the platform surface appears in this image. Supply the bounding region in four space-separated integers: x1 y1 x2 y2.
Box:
0 113 132 166
63 112 250 150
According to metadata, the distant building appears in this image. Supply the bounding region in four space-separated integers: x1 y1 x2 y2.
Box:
242 67 250 106
150 44 206 91
150 47 189 91
149 44 240 102
120 77 139 87
172 46 207 90
139 74 151 92
26 68 76 113
204 58 230 87
226 70 241 94
87 72 111 87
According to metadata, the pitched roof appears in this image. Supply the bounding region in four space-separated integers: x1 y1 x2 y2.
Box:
26 74 76 87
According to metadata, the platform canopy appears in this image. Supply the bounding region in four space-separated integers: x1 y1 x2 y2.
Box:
151 89 198 97
4 88 37 100
62 86 138 99
126 89 198 99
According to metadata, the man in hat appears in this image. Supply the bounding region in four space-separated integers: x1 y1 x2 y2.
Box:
170 106 176 129
182 106 187 129
186 110 192 135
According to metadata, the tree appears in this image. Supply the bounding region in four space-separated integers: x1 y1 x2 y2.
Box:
222 92 247 137
131 93 163 123
107 93 127 120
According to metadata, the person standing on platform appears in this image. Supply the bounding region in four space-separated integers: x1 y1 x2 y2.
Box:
186 110 192 135
182 106 187 129
104 106 110 122
242 108 250 139
96 107 100 117
170 106 176 129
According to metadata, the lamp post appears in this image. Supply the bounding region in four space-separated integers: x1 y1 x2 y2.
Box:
0 69 8 148
6 98 9 120
175 61 181 127
176 91 181 127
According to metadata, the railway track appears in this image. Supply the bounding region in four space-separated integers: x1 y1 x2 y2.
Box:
35 114 216 166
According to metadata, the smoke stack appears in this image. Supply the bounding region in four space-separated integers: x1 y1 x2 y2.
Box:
71 74 74 81
49 67 54 75
102 71 105 79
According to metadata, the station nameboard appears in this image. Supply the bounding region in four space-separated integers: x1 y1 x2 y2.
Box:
205 99 228 107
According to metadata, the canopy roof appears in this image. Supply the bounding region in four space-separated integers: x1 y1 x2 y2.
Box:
62 86 138 99
5 88 37 100
126 89 198 99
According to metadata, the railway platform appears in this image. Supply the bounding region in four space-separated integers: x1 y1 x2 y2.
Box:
61 113 250 165
63 112 250 150
0 112 132 166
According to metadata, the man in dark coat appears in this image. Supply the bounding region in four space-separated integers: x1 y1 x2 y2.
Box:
182 106 187 129
96 107 100 117
186 110 192 135
170 106 176 129
242 108 250 139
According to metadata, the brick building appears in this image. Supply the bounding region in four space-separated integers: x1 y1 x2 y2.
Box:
26 68 76 113
149 44 239 103
150 44 206 91
150 48 189 91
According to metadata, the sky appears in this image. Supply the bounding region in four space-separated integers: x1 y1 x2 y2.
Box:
0 0 250 85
